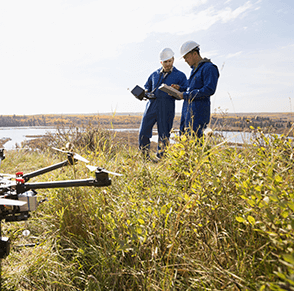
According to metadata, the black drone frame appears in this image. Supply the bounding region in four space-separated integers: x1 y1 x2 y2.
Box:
0 148 115 262
0 147 118 288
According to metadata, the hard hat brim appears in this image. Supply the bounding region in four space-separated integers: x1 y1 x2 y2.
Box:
180 41 200 59
160 56 174 62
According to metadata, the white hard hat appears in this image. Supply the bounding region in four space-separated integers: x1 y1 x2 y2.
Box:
159 48 174 62
180 41 200 58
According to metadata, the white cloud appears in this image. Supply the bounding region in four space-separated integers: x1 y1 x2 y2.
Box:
1 0 281 115
226 51 243 58
150 1 256 34
0 0 258 63
214 43 294 113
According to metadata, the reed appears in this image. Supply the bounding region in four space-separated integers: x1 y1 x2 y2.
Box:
1 124 294 290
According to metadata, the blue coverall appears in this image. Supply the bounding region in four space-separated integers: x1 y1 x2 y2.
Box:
139 67 187 158
180 59 219 137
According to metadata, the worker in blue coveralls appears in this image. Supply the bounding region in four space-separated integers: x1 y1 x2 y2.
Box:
139 48 187 160
177 41 219 138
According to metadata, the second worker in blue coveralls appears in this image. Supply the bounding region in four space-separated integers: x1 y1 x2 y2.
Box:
139 48 187 160
177 41 219 138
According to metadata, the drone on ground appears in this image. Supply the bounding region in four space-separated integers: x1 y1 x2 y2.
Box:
0 147 121 259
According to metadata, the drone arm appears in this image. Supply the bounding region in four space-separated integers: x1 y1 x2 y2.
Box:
18 179 111 191
17 171 111 193
20 179 110 190
22 160 70 182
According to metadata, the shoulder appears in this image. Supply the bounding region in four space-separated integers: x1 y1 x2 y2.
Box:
172 67 186 76
199 61 219 75
153 68 162 76
200 61 218 69
148 68 161 79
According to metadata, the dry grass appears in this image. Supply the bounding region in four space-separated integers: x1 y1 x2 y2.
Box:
1 123 294 290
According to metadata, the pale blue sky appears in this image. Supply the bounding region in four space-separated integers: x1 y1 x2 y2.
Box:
0 0 293 115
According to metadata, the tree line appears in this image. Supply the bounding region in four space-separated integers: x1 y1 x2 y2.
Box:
0 113 293 135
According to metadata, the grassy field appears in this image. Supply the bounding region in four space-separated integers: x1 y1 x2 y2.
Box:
1 123 294 290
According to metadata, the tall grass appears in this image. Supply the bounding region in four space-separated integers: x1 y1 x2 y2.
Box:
1 124 294 290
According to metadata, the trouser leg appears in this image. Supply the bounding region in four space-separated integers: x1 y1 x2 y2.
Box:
139 135 151 158
156 135 169 158
139 107 157 158
157 110 174 158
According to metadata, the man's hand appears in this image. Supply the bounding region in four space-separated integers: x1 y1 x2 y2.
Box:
171 84 183 99
171 84 180 90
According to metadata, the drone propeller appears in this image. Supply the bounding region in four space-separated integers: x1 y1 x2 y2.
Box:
0 179 17 190
0 174 17 179
86 165 122 176
52 147 89 163
0 198 27 206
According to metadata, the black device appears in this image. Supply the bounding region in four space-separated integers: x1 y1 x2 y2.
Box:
131 85 145 100
0 147 121 260
0 149 5 162
131 85 155 100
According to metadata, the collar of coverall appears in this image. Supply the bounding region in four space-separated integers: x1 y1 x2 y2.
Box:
191 58 211 70
160 66 174 74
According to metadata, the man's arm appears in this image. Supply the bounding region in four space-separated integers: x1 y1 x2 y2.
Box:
183 65 219 101
196 65 219 97
144 74 153 92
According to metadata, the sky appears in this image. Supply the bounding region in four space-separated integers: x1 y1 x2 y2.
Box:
0 0 294 115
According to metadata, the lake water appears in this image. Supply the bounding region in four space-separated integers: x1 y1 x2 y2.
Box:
0 127 57 150
151 130 252 145
0 126 256 151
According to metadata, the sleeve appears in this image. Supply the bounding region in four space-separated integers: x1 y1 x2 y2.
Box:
184 64 219 101
144 75 152 92
178 74 188 92
144 72 156 93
